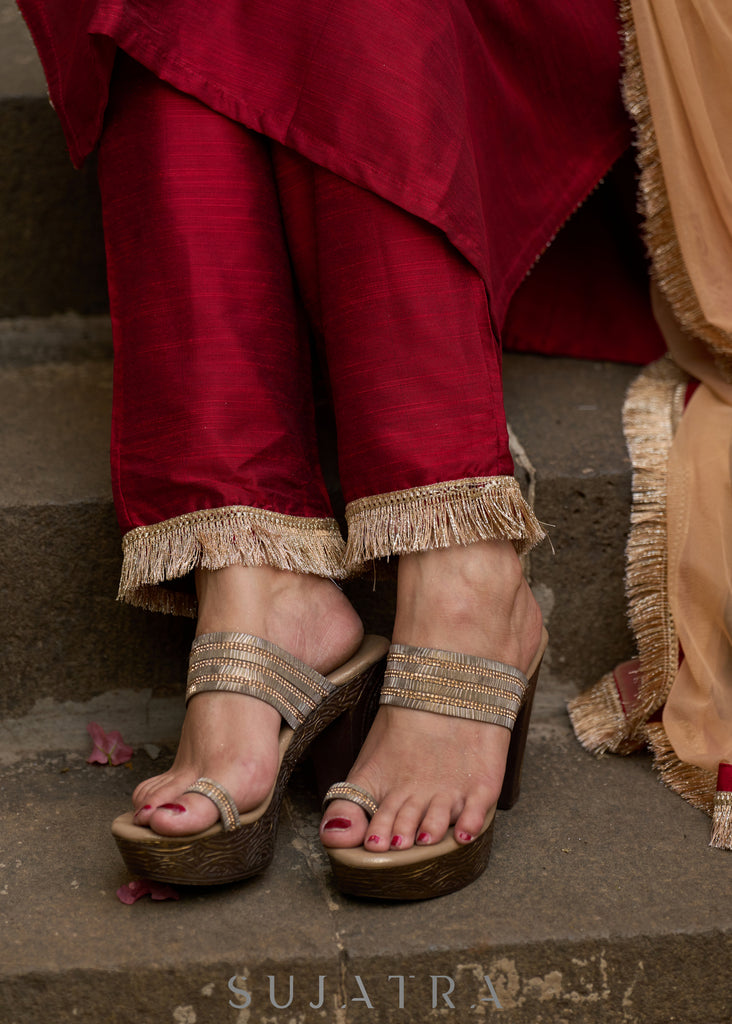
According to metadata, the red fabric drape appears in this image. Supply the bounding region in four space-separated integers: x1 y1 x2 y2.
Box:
99 57 512 532
19 0 633 335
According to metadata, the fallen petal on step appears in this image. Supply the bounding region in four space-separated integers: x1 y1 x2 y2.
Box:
116 878 180 904
86 721 134 765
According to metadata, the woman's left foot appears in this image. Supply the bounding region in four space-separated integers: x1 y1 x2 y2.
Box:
132 564 364 836
320 540 542 852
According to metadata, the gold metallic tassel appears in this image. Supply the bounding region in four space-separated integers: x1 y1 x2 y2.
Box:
343 475 545 572
711 792 732 850
567 669 645 756
710 764 732 850
118 506 347 616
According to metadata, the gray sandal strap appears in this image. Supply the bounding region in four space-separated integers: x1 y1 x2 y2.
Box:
323 782 379 819
186 632 335 729
380 644 528 730
183 777 241 832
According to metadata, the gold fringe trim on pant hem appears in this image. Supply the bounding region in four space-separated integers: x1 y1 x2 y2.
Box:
567 670 646 757
342 476 545 572
645 721 716 817
620 0 732 364
621 357 687 729
118 506 347 616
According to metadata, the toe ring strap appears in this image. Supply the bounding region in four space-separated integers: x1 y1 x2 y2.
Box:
183 777 241 832
323 782 379 819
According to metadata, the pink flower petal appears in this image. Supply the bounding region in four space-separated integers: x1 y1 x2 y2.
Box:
86 747 110 765
86 721 134 765
148 881 180 901
117 879 180 904
105 730 134 766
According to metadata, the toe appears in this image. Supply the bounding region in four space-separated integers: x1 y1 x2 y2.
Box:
146 791 220 836
454 789 494 844
389 797 428 851
416 795 454 845
131 775 179 827
132 773 167 809
320 799 370 849
362 799 400 852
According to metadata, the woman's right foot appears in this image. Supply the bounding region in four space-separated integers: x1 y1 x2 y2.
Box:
320 539 543 854
132 564 364 836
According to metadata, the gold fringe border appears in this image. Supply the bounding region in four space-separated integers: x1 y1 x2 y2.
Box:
118 506 347 616
568 668 646 756
620 0 732 363
645 721 716 816
622 357 687 728
342 476 545 572
570 359 686 749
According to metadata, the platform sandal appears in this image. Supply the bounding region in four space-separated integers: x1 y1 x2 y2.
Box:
322 628 548 900
112 632 389 886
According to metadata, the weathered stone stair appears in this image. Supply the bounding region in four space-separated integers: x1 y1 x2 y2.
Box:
1 5 730 1022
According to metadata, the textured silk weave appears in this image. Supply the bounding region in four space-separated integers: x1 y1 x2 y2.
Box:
19 0 631 329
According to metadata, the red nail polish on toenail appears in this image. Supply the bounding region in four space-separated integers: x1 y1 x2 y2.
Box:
133 804 152 816
390 835 403 849
417 831 431 844
458 831 474 842
160 803 186 813
323 817 351 831
367 835 380 844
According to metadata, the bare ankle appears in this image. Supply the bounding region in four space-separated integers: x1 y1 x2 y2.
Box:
393 540 542 670
194 564 363 675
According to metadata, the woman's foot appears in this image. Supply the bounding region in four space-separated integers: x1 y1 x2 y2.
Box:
132 565 364 836
320 539 543 852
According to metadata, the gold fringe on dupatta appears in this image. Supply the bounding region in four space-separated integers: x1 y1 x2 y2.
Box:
342 475 545 573
567 667 644 757
618 359 687 726
571 2 732 847
567 358 687 753
620 0 732 363
118 506 347 616
645 721 716 815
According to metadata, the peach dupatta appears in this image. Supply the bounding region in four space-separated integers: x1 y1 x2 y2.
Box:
569 0 732 849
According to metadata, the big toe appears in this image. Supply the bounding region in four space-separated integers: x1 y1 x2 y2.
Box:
320 798 370 848
146 790 222 836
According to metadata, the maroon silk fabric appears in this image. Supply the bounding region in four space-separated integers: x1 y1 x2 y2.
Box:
19 0 631 332
99 58 512 531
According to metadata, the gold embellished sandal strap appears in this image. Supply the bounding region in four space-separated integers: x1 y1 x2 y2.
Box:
323 782 379 819
186 632 335 729
183 777 241 832
381 644 528 730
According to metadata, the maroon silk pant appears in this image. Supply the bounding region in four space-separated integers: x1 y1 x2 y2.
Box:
98 57 541 613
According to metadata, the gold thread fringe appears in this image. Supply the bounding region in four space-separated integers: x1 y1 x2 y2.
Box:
645 721 716 816
620 0 732 363
343 476 545 572
118 506 347 616
567 670 645 756
711 791 732 851
570 358 685 755
621 357 687 729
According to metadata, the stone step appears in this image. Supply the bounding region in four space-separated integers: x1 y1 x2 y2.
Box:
1 692 729 1024
0 1 108 319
